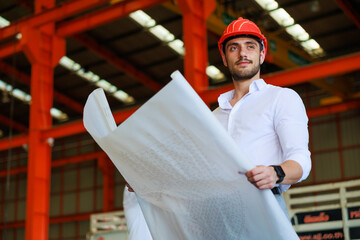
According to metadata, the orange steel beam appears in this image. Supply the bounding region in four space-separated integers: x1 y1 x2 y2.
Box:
307 100 360 118
336 0 360 29
0 42 22 60
200 52 360 104
57 0 168 38
265 52 360 86
0 0 110 41
0 114 27 133
42 106 138 140
0 134 28 151
0 61 83 113
21 0 66 233
177 0 215 91
0 106 138 151
73 34 162 92
0 151 106 178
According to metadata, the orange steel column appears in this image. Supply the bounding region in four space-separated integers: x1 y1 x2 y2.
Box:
177 0 215 91
23 1 65 239
98 156 115 211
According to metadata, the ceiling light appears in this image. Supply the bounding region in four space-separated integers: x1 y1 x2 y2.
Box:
114 90 135 104
254 0 278 11
269 8 294 27
96 80 117 93
168 39 185 56
12 89 30 103
50 108 68 121
310 0 320 12
286 24 310 41
0 80 11 91
59 56 134 103
129 10 156 28
0 16 10 28
149 25 175 42
301 39 320 51
206 65 225 82
301 39 324 57
59 56 75 69
0 79 67 120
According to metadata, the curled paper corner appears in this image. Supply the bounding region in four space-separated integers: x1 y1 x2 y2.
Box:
170 70 186 82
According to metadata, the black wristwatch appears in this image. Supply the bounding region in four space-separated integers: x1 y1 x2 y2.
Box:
271 165 285 184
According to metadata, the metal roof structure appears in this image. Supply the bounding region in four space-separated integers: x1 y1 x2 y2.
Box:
0 0 359 139
0 0 360 239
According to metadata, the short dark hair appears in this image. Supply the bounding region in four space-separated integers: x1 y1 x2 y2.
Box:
222 34 264 54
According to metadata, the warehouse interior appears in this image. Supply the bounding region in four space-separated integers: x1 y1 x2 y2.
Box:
0 0 359 239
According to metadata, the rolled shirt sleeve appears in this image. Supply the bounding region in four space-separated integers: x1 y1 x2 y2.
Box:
274 88 311 183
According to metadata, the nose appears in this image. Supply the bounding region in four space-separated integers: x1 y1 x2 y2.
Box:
238 45 247 58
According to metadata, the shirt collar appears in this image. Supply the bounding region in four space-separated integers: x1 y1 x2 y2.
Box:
218 79 267 109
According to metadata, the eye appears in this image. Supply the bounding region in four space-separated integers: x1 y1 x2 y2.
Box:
229 46 237 51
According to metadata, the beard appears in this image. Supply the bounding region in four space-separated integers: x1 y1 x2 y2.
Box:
228 57 261 81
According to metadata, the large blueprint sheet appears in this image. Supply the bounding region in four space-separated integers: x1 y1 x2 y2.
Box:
83 71 299 240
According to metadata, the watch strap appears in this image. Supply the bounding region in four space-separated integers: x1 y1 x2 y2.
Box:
271 165 285 184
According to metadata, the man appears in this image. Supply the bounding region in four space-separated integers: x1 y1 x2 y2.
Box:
213 17 311 215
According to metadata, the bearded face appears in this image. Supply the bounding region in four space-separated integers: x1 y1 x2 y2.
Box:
222 37 265 82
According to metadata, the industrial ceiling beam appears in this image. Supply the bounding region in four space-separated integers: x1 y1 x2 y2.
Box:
0 0 110 41
0 61 83 113
57 0 169 38
73 34 162 92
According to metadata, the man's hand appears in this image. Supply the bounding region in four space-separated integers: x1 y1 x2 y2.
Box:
245 165 278 190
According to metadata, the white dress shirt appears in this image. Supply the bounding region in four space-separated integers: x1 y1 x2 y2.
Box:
213 79 311 192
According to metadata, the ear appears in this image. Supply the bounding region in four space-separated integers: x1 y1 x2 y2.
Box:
259 49 265 65
221 51 228 67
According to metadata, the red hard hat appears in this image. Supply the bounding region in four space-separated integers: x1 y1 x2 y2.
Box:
218 17 267 58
